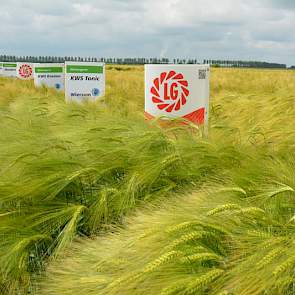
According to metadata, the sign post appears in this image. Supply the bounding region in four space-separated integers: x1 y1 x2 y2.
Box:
16 63 35 80
65 62 105 102
34 63 64 90
145 64 210 127
2 63 17 77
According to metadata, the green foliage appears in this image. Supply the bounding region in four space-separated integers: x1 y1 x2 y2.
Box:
37 173 295 295
0 68 246 293
0 67 295 294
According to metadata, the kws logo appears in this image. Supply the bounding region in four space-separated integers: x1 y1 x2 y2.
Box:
92 88 100 96
55 83 61 90
150 71 189 113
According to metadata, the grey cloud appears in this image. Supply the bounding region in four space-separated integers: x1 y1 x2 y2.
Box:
0 0 294 65
269 0 295 9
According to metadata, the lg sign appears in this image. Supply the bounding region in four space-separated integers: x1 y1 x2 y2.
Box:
145 65 210 125
19 64 33 79
16 63 34 80
151 71 189 113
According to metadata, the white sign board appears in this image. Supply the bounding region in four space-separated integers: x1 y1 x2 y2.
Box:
2 63 17 77
145 64 210 125
65 62 105 102
34 63 64 90
16 63 34 80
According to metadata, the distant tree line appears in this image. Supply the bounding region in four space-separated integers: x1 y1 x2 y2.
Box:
0 55 289 69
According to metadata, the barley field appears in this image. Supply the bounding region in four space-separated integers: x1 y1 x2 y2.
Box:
0 67 295 295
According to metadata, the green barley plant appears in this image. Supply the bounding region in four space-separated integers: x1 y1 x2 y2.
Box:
0 67 295 294
38 166 295 295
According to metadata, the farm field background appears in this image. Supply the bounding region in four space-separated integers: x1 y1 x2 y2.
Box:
0 67 295 295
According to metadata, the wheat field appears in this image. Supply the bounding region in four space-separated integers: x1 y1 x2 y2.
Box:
0 67 295 294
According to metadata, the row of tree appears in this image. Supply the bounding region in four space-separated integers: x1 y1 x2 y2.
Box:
0 55 288 69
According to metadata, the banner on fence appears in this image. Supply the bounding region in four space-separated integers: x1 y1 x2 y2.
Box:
34 63 64 90
16 63 34 80
64 62 105 102
145 64 210 125
2 63 17 77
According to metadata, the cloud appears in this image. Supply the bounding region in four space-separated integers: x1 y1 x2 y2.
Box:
0 0 294 65
268 0 295 9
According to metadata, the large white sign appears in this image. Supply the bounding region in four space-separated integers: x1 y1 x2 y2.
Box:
65 62 105 102
34 63 64 90
145 64 210 125
16 63 35 80
2 63 17 77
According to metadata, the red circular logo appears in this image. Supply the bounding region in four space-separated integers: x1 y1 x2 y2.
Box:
150 71 189 113
19 64 33 78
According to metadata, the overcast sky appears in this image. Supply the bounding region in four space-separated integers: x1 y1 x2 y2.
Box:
0 0 294 65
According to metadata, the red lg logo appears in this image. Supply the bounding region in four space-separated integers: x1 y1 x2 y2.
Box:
19 64 33 79
150 71 189 113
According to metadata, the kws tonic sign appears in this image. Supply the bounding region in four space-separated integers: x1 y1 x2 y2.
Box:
65 62 105 102
34 63 64 90
145 65 210 125
16 63 34 80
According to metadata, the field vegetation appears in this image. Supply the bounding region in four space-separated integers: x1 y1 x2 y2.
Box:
0 67 294 294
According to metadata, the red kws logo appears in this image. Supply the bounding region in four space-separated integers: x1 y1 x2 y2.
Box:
150 71 189 113
18 64 33 79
